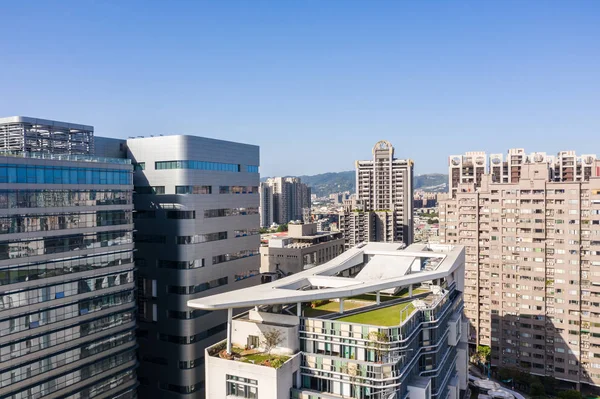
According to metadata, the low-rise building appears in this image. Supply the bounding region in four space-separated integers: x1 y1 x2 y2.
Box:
259 222 344 277
189 242 468 399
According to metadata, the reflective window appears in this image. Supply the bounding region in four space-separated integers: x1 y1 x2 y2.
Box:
204 207 258 218
0 291 134 337
0 210 131 235
0 230 132 260
0 250 133 287
167 277 228 295
219 186 258 194
175 185 211 194
134 186 165 194
212 249 258 265
0 164 132 185
0 311 135 362
155 160 240 172
10 350 136 398
0 189 132 209
176 232 227 245
246 165 259 173
0 330 135 387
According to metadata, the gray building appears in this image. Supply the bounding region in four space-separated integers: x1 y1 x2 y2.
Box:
259 222 344 278
127 135 261 398
0 117 137 399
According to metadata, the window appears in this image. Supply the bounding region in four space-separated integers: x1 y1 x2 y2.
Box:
133 162 145 170
166 211 196 219
0 164 132 185
133 210 156 219
204 207 259 218
175 185 211 194
246 165 259 173
158 259 204 269
135 186 165 194
219 186 258 194
176 232 227 244
227 375 258 398
213 250 259 265
167 277 228 295
155 160 240 172
134 234 166 244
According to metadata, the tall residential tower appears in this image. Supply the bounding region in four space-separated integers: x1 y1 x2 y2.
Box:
259 177 311 227
340 140 414 248
440 148 600 390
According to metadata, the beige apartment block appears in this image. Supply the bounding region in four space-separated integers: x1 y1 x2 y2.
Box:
260 222 344 278
341 140 414 248
440 149 600 390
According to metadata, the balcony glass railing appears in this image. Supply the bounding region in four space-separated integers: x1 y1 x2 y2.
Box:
0 150 131 165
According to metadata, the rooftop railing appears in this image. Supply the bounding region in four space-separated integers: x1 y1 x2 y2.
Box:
0 150 131 165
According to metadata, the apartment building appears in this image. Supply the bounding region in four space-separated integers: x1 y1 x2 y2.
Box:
189 242 468 399
439 148 600 389
449 151 487 196
259 222 344 277
341 140 414 248
260 177 311 227
0 117 137 399
127 135 261 399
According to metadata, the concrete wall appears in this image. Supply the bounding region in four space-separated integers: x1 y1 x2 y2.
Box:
231 312 300 355
205 351 301 399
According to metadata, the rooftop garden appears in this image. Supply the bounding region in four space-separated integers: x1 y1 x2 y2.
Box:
210 342 290 369
302 286 430 319
336 301 416 326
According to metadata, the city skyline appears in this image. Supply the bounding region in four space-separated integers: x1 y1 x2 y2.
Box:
1 1 599 177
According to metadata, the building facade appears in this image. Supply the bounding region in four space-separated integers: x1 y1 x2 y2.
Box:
127 135 261 399
260 177 311 227
341 140 414 248
0 117 137 399
440 148 600 389
259 222 344 277
0 116 94 155
190 242 468 399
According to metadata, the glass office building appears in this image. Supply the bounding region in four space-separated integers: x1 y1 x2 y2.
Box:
0 117 137 399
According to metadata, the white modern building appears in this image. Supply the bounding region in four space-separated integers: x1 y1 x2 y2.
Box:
189 242 468 399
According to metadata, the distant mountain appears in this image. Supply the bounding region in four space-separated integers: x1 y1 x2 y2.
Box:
413 173 448 193
261 171 448 197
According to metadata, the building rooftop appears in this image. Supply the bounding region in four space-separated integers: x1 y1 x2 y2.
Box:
188 242 464 311
0 116 94 131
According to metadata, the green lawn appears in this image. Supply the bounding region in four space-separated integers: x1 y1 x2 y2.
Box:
336 302 415 326
349 288 428 303
304 300 367 317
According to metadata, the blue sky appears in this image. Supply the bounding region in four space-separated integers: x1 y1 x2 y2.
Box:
1 1 598 176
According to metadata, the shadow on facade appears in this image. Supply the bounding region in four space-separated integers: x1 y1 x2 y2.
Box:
487 313 598 396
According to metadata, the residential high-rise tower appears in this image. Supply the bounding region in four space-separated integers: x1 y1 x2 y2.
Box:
340 140 414 248
259 177 311 227
439 148 600 390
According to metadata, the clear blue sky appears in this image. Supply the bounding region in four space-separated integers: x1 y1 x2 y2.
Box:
1 1 598 176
